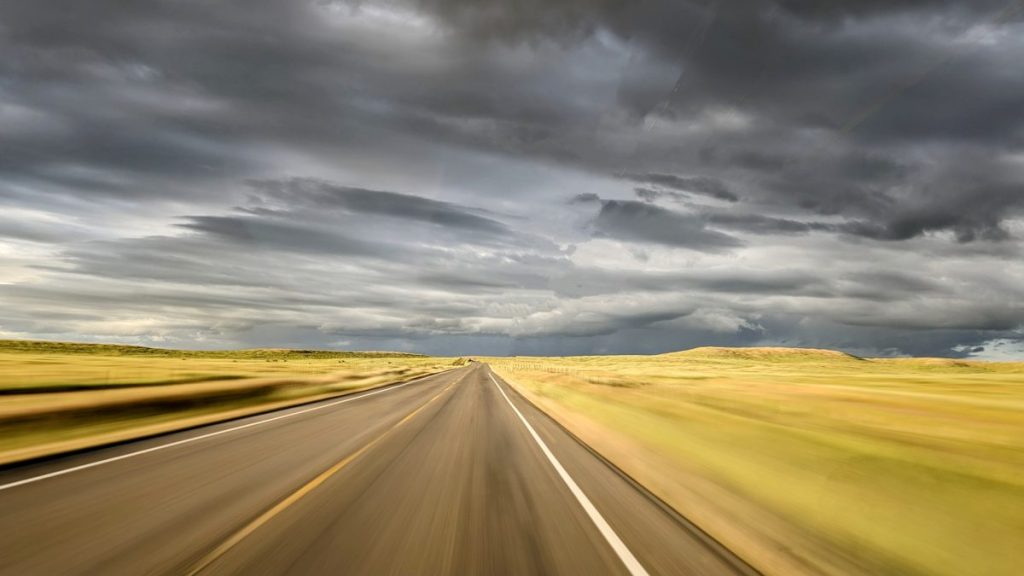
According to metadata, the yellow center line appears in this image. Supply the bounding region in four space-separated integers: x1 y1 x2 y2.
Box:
186 373 464 575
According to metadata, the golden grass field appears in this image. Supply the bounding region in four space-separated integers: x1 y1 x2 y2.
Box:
488 347 1024 576
0 340 456 465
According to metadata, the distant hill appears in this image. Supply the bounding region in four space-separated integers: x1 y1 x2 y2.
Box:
661 346 865 362
0 339 426 359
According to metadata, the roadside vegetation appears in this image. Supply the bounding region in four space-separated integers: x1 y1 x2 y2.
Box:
0 340 452 465
488 347 1024 576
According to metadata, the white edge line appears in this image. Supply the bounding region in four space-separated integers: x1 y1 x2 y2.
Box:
0 370 451 492
488 371 651 576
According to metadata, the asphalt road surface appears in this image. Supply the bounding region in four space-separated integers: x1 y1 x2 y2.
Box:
0 363 756 575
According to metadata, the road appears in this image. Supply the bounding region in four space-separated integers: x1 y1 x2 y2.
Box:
0 363 756 575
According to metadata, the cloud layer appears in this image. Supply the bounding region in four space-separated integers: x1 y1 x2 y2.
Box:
0 0 1022 356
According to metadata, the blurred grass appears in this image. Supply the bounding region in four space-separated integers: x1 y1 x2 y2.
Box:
487 347 1024 576
0 340 451 465
0 339 426 358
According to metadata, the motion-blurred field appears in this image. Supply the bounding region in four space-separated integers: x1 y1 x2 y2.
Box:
489 348 1024 576
0 340 453 465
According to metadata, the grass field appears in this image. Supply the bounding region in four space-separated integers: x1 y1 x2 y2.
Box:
0 340 455 465
488 347 1024 576
0 340 429 393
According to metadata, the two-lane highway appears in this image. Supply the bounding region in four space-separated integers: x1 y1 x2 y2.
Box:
0 363 756 575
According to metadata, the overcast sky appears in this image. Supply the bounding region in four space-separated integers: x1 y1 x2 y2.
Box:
2 0 1023 357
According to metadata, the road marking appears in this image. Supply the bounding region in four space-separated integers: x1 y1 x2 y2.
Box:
488 371 651 576
0 370 457 493
186 376 461 575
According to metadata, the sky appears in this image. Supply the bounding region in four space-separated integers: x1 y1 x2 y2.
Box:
1 0 1023 358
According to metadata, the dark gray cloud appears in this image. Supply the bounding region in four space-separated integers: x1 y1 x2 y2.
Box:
833 180 1020 243
703 212 829 236
570 192 602 204
0 0 1021 357
623 173 738 202
248 178 511 235
409 0 1024 242
177 216 387 257
591 200 742 251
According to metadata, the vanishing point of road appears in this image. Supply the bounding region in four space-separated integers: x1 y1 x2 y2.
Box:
0 363 757 575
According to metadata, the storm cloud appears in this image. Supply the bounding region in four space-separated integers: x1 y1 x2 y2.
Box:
591 200 742 251
0 0 1022 357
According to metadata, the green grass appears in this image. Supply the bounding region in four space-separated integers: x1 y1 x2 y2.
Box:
0 340 452 464
488 348 1024 576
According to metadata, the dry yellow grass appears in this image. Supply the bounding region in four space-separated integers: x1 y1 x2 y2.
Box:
487 348 1024 576
0 341 453 465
